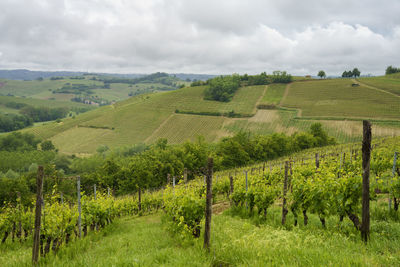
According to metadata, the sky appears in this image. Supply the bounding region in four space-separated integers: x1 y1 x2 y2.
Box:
0 0 399 76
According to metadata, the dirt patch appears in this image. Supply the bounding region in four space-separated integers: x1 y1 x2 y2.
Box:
248 110 279 123
213 201 230 215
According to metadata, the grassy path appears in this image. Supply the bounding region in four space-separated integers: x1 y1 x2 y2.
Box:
3 206 400 266
279 82 292 106
354 79 400 99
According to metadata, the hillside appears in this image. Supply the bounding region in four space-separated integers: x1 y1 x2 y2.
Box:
20 75 400 155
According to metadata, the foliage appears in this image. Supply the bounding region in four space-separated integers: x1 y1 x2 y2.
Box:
386 66 400 75
204 74 241 102
318 70 326 79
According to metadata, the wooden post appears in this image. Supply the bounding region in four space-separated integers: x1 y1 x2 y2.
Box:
167 173 171 186
184 168 188 183
245 170 248 210
94 184 97 200
138 187 142 212
389 152 398 210
107 187 110 197
229 176 234 203
361 120 372 243
60 192 63 204
315 153 320 169
204 157 213 250
173 176 176 188
263 162 265 173
77 176 82 238
32 166 44 264
281 162 289 225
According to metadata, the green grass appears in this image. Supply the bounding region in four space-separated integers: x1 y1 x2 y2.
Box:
0 95 92 110
259 83 287 105
147 114 226 144
358 76 400 96
2 204 400 266
282 79 400 119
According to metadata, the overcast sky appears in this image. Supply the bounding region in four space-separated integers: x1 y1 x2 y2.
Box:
0 0 399 75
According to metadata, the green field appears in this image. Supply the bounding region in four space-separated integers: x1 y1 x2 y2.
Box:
2 207 400 266
259 83 287 105
15 76 400 154
358 75 400 96
0 76 178 104
282 79 400 119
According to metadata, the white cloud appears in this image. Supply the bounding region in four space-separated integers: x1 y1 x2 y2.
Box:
0 0 399 75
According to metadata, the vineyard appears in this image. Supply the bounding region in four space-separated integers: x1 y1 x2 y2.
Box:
2 125 400 265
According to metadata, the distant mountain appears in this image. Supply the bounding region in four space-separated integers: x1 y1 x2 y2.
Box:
0 69 217 81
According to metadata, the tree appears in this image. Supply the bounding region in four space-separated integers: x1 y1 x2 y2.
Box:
317 70 326 79
352 68 361 77
41 140 55 151
386 66 400 75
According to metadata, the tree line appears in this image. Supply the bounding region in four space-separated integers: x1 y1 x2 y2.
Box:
197 71 292 102
0 123 334 206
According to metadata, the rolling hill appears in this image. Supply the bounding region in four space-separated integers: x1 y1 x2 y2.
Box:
19 75 400 155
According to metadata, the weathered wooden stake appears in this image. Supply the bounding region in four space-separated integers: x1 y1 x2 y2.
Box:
77 176 82 238
281 162 289 225
107 187 110 197
229 176 234 204
184 168 188 183
315 153 320 169
204 157 213 251
245 171 248 210
389 152 398 210
167 173 171 186
361 120 372 243
94 184 97 200
138 187 142 212
32 166 44 264
60 192 63 204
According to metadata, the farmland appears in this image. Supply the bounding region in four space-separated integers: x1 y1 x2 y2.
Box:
281 79 400 119
13 75 398 154
358 74 400 96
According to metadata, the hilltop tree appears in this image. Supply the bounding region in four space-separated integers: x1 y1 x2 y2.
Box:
317 70 326 79
352 68 361 78
386 66 400 75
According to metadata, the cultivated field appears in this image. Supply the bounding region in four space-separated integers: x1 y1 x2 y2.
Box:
282 79 400 119
18 76 400 154
358 75 400 96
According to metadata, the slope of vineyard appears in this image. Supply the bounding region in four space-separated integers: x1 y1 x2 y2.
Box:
18 76 400 155
282 79 400 119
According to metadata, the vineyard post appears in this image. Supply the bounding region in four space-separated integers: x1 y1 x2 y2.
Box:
184 168 188 183
204 175 206 185
389 152 398 210
60 192 63 204
173 176 175 188
281 161 289 225
107 187 110 197
77 175 82 239
167 173 171 186
94 184 97 230
229 175 234 205
138 187 142 212
32 166 44 264
204 157 213 251
245 170 248 210
361 120 372 243
263 162 265 173
315 153 320 169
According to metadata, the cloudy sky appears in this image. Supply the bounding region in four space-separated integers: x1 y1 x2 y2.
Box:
0 0 399 75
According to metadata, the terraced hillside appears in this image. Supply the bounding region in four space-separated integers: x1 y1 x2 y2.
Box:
22 77 400 155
